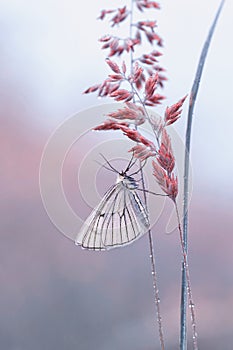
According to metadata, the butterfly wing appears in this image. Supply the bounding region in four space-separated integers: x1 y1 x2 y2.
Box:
75 183 149 250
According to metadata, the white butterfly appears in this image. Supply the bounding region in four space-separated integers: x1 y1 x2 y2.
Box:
75 157 150 250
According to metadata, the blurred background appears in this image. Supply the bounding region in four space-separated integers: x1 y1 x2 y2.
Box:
1 0 233 349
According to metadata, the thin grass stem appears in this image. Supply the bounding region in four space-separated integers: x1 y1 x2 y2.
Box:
140 167 165 350
181 1 225 349
129 1 165 348
175 202 198 350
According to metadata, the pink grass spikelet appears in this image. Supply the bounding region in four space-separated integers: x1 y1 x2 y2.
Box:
103 37 140 57
110 38 120 51
138 20 157 29
145 31 163 45
98 80 110 97
151 50 163 57
165 95 187 126
101 43 110 50
157 130 175 173
152 161 178 200
145 73 159 98
124 38 136 52
136 1 143 12
166 173 178 200
135 74 146 90
110 6 129 27
121 127 156 149
93 119 130 131
110 89 134 102
129 144 156 160
122 61 127 74
131 62 144 83
106 58 121 73
135 30 142 44
99 35 112 42
107 83 121 94
98 9 115 21
136 0 160 11
108 102 146 125
145 93 165 106
108 74 123 82
83 84 100 94
140 58 154 65
116 46 125 56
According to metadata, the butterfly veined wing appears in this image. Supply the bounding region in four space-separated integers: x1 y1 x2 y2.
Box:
75 183 121 250
75 181 149 250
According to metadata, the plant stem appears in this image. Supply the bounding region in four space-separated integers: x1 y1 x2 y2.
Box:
129 0 134 75
148 233 165 350
140 168 165 350
180 1 225 349
175 201 198 350
129 1 165 348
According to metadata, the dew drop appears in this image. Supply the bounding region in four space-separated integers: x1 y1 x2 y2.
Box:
189 302 195 308
192 331 198 340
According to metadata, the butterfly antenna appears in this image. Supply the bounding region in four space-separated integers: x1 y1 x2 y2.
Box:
94 160 116 173
124 152 138 173
99 153 118 173
129 159 147 176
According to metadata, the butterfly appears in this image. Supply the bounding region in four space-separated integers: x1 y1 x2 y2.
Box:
75 156 150 250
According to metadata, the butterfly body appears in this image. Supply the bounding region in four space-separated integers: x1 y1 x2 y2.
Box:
117 172 138 189
75 170 150 251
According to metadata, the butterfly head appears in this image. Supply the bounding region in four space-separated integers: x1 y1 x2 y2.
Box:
117 171 138 190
